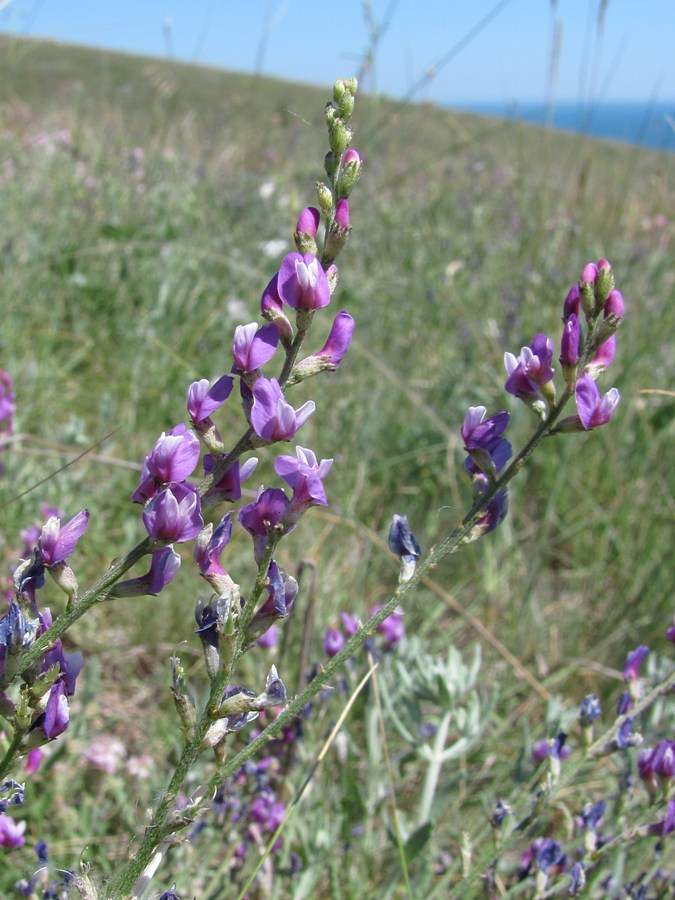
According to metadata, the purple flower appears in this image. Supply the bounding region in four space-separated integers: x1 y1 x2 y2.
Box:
250 377 315 442
238 487 291 564
323 628 345 657
335 198 350 229
651 739 675 779
43 680 70 739
616 690 633 715
202 455 258 505
0 600 38 676
587 334 616 376
38 509 90 567
575 374 620 430
0 813 26 848
624 645 649 681
370 605 405 648
132 424 201 504
274 446 332 522
560 313 580 369
461 407 512 477
504 334 555 402
532 735 570 765
648 798 675 836
195 513 231 578
296 207 320 237
388 514 421 565
308 310 355 371
563 283 581 320
112 547 181 597
260 273 293 342
579 693 602 725
579 799 606 832
250 790 286 834
604 289 624 321
186 374 234 425
143 483 203 543
341 611 359 635
232 323 279 373
667 624 675 643
256 623 278 649
277 252 330 310
616 717 635 749
248 561 298 642
535 839 565 875
468 489 509 539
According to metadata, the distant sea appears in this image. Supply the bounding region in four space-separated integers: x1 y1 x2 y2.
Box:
449 100 675 153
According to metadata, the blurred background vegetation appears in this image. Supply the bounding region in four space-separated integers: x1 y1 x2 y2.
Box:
0 34 673 897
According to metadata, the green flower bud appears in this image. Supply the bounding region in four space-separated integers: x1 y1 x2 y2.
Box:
324 151 337 181
316 181 333 215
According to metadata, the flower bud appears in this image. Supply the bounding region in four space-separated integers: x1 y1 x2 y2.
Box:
562 283 580 321
603 288 624 322
316 181 333 216
559 313 580 384
595 259 614 304
324 151 337 181
327 116 351 156
322 201 351 265
333 78 355 119
339 148 362 198
294 206 321 256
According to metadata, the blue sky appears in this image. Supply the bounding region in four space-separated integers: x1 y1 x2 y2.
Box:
0 1 673 104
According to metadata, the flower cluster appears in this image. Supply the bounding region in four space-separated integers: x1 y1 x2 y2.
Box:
458 260 624 543
0 510 88 761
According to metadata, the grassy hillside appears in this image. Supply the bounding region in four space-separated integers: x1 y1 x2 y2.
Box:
0 34 673 896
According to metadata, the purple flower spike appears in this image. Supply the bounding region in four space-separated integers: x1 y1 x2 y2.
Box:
113 547 181 597
239 487 291 564
314 310 355 370
132 424 201 504
250 377 315 442
143 483 203 543
504 334 555 402
274 446 333 522
277 252 330 310
623 644 649 681
187 374 234 424
38 509 90 567
575 375 620 430
232 323 279 373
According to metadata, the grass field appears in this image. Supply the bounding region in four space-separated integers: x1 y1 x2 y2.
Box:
0 35 673 897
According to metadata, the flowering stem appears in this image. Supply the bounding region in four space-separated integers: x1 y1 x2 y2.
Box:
0 538 151 693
